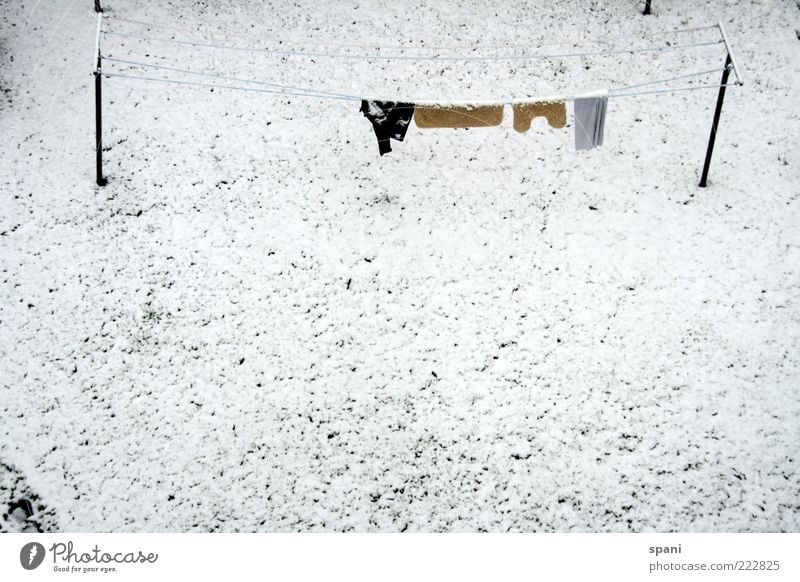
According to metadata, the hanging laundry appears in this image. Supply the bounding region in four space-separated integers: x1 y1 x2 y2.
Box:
573 92 608 150
512 100 567 132
414 104 504 128
360 100 415 155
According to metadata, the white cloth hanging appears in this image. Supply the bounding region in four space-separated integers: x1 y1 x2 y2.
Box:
574 90 608 150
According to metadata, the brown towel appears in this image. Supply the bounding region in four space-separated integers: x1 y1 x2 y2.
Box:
414 105 504 128
512 101 567 132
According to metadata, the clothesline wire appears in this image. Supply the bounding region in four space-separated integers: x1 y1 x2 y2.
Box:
102 15 720 52
100 71 361 101
99 70 739 103
101 54 729 104
102 29 724 62
609 66 726 93
101 55 358 99
609 83 738 98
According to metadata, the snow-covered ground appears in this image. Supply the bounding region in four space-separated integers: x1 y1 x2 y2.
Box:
1 0 799 532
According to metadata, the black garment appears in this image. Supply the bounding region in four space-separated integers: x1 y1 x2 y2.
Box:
360 100 415 155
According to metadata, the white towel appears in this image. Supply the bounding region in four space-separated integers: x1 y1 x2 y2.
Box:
574 91 608 150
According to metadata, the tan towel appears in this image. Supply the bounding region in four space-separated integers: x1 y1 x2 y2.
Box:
512 101 567 132
414 105 504 128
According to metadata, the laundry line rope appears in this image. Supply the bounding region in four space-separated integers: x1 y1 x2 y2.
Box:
609 66 727 93
100 71 362 101
103 14 720 52
102 29 724 62
99 69 738 104
609 83 738 98
101 54 731 104
101 55 359 100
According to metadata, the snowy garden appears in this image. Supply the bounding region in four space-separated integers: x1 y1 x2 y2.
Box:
1 0 798 532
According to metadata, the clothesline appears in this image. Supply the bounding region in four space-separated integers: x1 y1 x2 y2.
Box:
91 13 744 183
102 55 359 100
100 55 730 104
102 29 724 62
100 71 361 101
610 66 726 92
609 82 738 98
99 69 738 104
103 15 720 52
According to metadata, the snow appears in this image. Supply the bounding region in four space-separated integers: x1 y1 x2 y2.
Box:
1 0 799 532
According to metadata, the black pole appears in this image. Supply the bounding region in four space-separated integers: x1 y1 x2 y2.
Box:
95 57 107 186
94 1 103 13
698 55 731 188
643 0 651 15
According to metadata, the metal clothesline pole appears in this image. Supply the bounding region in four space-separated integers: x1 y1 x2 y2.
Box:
94 12 106 186
698 21 743 187
698 55 730 188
